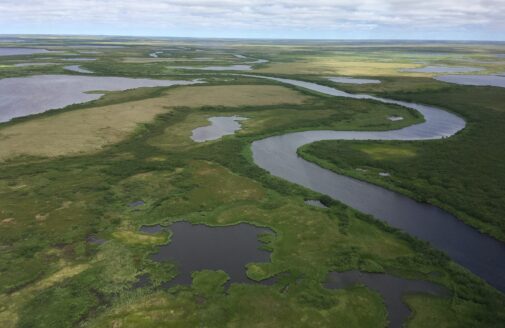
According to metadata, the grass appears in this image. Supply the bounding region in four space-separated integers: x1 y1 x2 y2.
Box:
161 84 312 107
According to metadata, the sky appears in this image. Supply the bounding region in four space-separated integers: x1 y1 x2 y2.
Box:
1 0 505 40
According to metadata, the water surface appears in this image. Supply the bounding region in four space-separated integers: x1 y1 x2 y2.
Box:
435 75 505 88
0 47 52 56
325 271 447 328
248 75 505 292
62 58 96 61
14 63 57 67
329 77 381 84
0 75 202 123
150 221 272 286
191 116 247 142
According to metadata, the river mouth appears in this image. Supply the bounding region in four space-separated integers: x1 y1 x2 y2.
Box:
191 116 247 142
248 75 505 292
325 271 447 328
146 221 273 287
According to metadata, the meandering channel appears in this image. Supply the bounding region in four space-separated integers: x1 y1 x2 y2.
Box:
248 75 505 292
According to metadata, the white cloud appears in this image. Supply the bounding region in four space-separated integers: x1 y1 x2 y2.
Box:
0 0 504 37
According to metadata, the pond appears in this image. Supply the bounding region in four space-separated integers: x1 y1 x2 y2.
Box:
191 116 247 142
148 221 273 287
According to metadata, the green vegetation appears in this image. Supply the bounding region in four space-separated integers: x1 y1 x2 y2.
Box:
1 37 505 327
301 85 505 241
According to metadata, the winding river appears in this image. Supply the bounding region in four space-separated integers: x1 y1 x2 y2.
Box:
248 75 505 292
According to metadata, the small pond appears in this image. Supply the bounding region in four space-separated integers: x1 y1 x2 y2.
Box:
191 116 247 142
325 271 447 328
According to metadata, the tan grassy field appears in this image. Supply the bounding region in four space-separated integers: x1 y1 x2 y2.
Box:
162 85 310 107
258 58 423 76
0 85 311 161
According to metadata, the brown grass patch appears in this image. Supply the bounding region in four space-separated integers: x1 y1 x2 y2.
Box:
162 85 310 107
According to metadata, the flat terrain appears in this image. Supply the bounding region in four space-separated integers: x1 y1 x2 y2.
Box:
0 37 504 328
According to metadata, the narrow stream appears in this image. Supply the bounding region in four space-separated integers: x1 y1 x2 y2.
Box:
248 75 505 292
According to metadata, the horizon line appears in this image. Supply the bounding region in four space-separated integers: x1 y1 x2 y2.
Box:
1 33 505 43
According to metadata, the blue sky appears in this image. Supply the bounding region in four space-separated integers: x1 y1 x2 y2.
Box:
1 0 504 40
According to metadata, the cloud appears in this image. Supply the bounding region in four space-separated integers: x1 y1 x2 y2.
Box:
0 0 504 38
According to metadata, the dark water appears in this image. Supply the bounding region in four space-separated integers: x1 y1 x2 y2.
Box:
435 74 505 88
401 66 483 73
248 75 505 292
0 75 203 123
329 77 381 84
149 221 272 287
325 271 447 328
191 116 247 142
